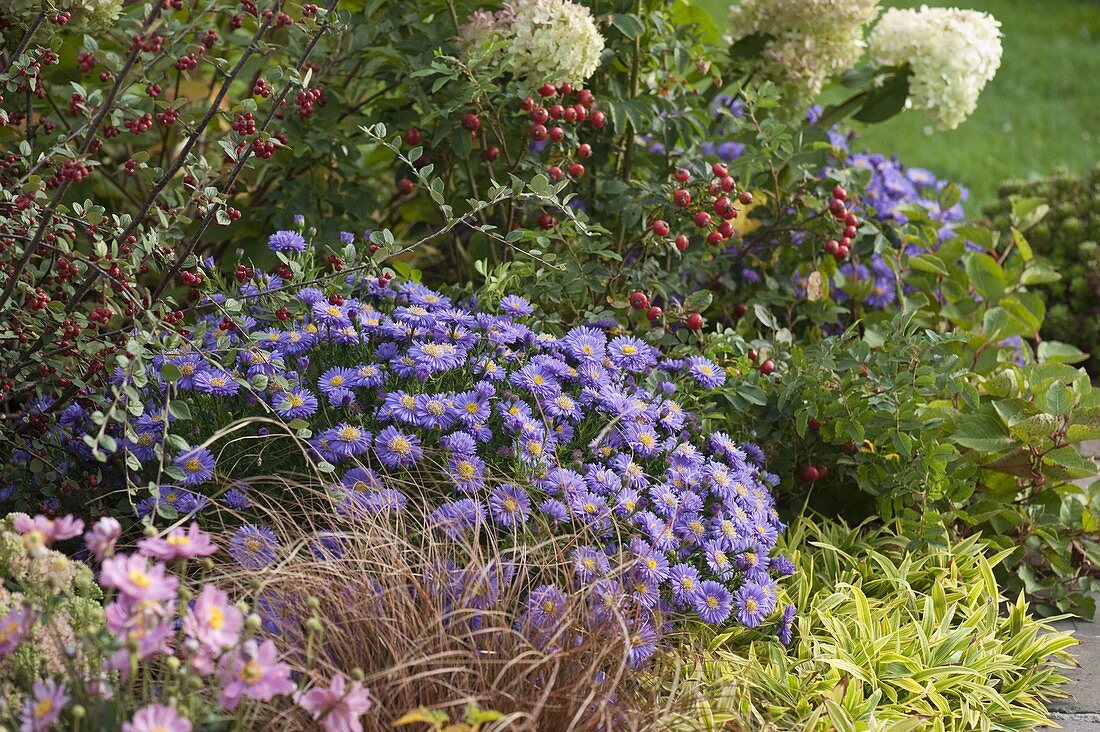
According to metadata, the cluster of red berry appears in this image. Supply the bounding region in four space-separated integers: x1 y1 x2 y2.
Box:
650 162 753 253
822 185 859 261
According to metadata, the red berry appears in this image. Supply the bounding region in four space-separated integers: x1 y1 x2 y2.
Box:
563 107 578 123
798 465 820 482
548 165 564 181
829 199 847 218
646 306 663 322
531 107 550 124
521 96 535 111
720 176 735 193
461 113 480 132
717 221 734 238
808 418 821 434
824 239 839 255
557 82 572 95
835 244 850 261
832 185 848 201
538 82 557 97
739 191 753 205
686 312 703 331
578 89 595 107
675 234 689 251
591 110 607 128
549 103 565 119
403 127 421 146
652 220 670 237
839 236 852 249
629 291 649 310
673 189 691 208
482 145 499 162
735 303 748 318
693 212 712 228
530 124 547 141
568 163 585 178
844 225 858 239
817 464 830 480
396 178 414 195
759 359 776 376
538 213 555 229
706 231 725 246
845 213 859 228
577 143 592 159
674 169 691 183
549 126 565 143
711 163 728 178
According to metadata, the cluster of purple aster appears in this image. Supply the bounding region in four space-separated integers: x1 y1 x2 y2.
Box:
6 232 792 654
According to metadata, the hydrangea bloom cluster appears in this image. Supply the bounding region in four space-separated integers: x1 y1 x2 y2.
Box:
0 513 373 730
868 6 1003 130
728 0 881 107
460 0 606 84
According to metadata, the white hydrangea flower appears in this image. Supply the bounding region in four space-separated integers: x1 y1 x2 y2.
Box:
460 0 606 85
728 0 881 107
868 6 1002 130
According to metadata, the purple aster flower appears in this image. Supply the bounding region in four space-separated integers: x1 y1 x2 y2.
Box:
626 618 659 668
339 231 356 245
608 336 656 372
488 484 531 527
500 295 533 317
430 499 485 540
174 447 216 485
693 580 733 624
223 487 251 510
275 388 319 419
448 454 486 494
227 524 280 568
311 300 351 328
375 426 423 468
538 498 570 523
572 545 610 582
194 369 240 397
778 603 797 645
413 393 457 430
409 341 464 373
269 229 307 253
669 563 701 607
734 582 769 628
687 356 725 388
327 423 372 457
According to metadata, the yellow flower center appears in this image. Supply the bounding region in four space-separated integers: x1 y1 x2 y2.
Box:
337 427 360 442
706 596 719 609
137 433 155 446
745 598 758 614
180 364 195 376
389 436 411 456
646 558 658 570
681 578 695 591
426 401 444 417
288 394 305 407
526 441 543 456
210 378 226 388
185 458 203 473
503 498 518 514
542 601 556 614
326 306 341 317
621 345 637 355
400 395 416 410
638 432 655 448
128 568 152 588
208 607 225 630
239 660 265 684
35 699 53 719
457 461 476 480
166 534 191 546
689 520 705 536
330 375 345 387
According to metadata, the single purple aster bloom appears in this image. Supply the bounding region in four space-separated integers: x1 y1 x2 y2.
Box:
734 582 769 628
488 484 531 527
268 229 307 253
275 388 319 419
375 426 423 468
693 580 733 624
227 524 280 568
778 603 797 645
194 369 240 397
174 447 215 485
687 356 725 388
327 423 372 457
500 294 533 317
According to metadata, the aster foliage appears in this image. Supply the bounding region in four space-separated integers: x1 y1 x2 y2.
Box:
868 6 1003 131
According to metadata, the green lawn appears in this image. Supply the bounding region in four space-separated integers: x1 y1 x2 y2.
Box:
700 0 1100 210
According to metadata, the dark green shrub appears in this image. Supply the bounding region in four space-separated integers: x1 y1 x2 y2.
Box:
984 166 1100 375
